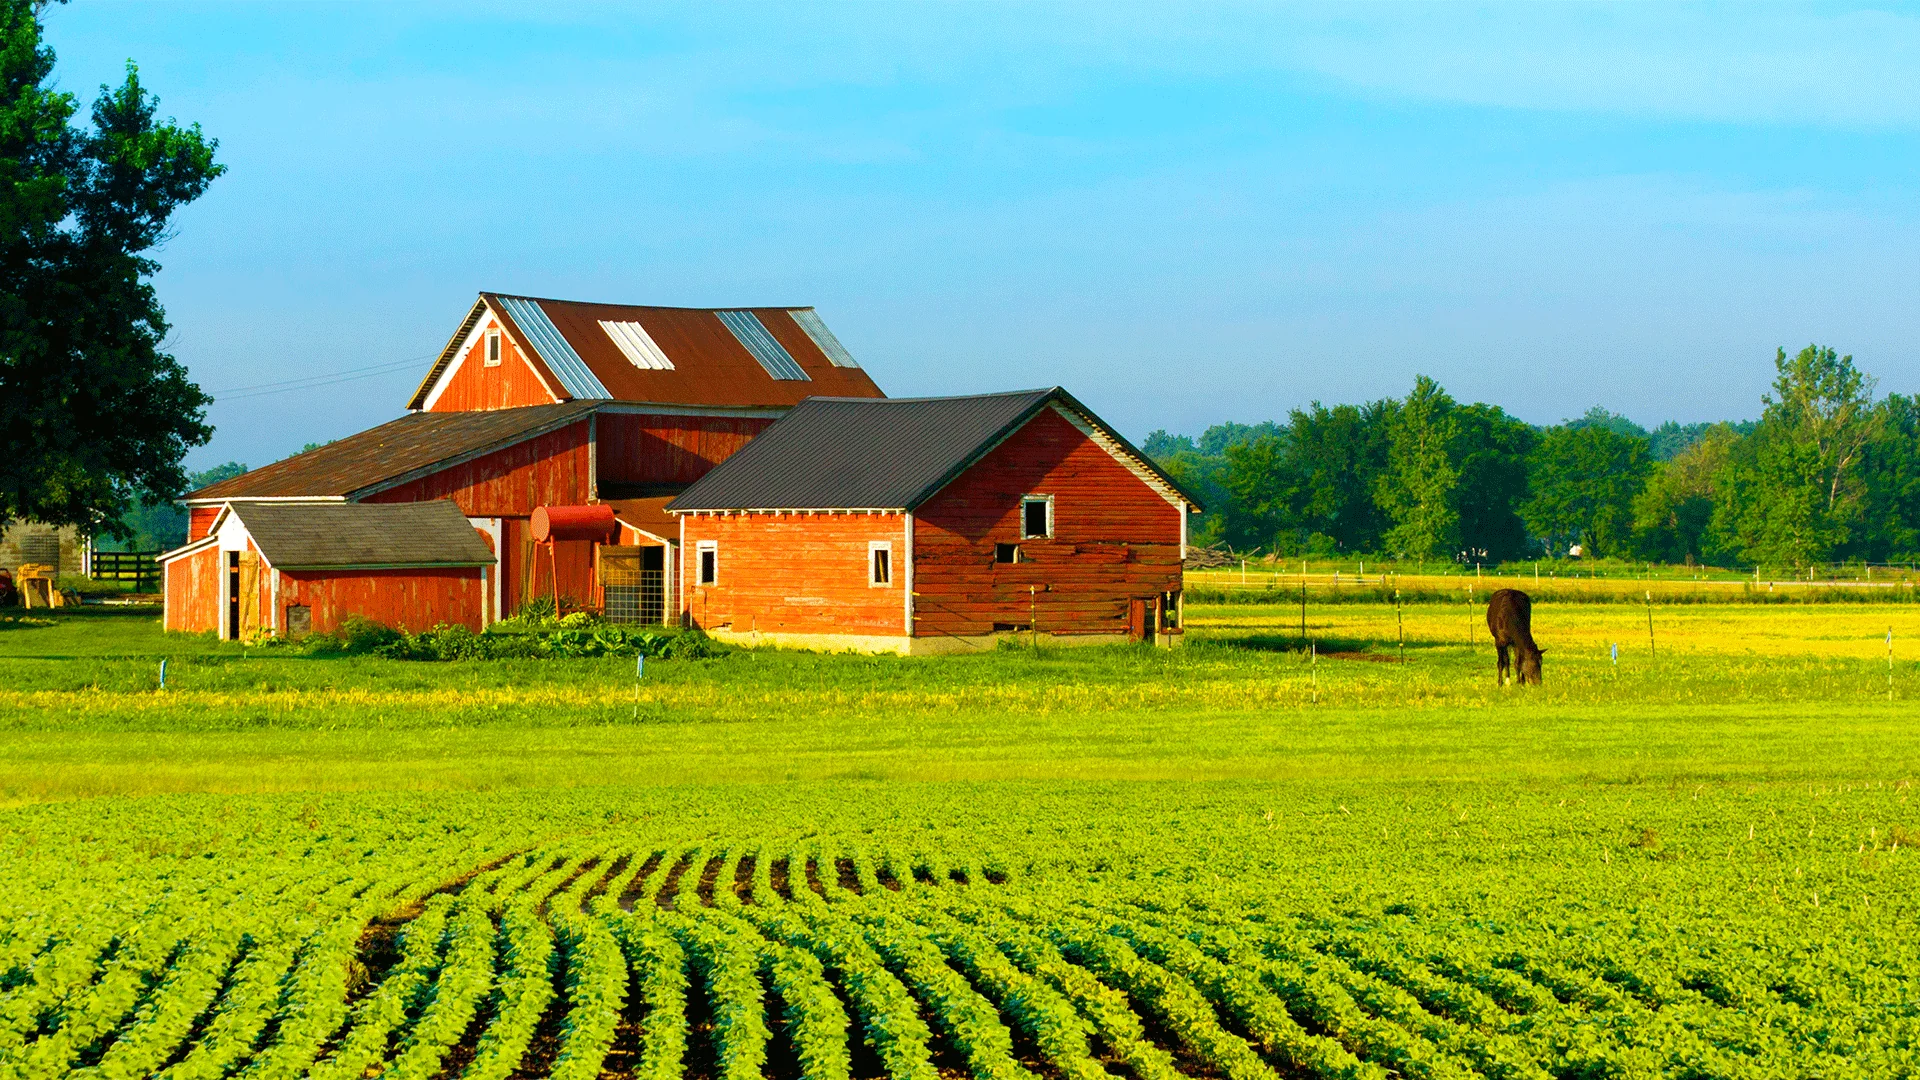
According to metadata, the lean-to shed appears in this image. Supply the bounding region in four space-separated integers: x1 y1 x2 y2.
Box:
160 500 496 639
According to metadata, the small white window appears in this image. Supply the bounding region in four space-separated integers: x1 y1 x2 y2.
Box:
484 328 502 367
697 540 718 586
869 541 892 586
1021 495 1052 539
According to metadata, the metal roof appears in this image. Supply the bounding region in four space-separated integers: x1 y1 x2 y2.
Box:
407 294 885 410
666 388 1203 513
717 310 809 381
495 296 611 399
187 403 597 502
228 500 496 570
790 309 860 368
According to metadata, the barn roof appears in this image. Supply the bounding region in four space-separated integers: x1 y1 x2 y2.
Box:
187 402 597 502
225 500 495 570
407 293 887 410
666 388 1202 513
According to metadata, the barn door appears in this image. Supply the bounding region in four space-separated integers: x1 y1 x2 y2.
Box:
237 552 261 640
1128 597 1148 642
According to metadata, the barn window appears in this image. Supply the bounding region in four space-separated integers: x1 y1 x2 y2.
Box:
995 543 1021 564
869 542 892 586
1022 496 1052 539
697 540 718 586
484 329 502 367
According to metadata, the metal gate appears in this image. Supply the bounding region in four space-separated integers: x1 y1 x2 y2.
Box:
600 545 668 624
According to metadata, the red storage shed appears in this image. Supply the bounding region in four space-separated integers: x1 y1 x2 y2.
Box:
159 500 496 639
667 387 1202 654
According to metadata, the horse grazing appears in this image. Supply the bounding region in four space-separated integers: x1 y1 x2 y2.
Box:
1486 588 1544 686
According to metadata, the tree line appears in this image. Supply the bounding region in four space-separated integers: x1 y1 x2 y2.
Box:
1145 345 1920 568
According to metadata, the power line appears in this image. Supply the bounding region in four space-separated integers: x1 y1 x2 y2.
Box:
211 354 434 400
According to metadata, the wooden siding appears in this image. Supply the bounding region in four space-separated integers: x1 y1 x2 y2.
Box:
188 506 220 543
426 317 559 412
279 568 485 634
364 421 591 517
596 413 774 487
912 407 1183 639
163 545 220 634
681 512 906 637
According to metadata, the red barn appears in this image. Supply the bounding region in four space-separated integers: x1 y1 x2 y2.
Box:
160 501 494 638
667 388 1201 654
164 293 884 637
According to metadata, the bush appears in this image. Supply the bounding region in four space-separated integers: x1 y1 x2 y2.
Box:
355 619 723 662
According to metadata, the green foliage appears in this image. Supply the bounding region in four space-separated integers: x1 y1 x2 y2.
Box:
1377 376 1461 560
1522 424 1650 557
0 2 223 538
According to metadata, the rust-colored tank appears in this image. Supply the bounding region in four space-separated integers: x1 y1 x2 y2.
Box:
531 504 618 543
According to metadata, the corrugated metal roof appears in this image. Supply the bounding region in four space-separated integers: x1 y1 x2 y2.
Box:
789 309 860 368
717 310 809 381
496 295 611 399
666 388 1203 513
233 500 496 569
188 403 597 501
408 295 885 411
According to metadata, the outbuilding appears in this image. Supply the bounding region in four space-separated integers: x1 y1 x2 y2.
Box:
667 387 1201 654
160 500 496 639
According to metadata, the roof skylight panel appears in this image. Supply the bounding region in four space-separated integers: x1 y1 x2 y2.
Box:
599 320 675 371
790 309 860 368
717 310 810 381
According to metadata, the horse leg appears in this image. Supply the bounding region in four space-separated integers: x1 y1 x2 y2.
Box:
1495 642 1510 686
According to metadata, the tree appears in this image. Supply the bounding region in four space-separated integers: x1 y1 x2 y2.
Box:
1449 402 1536 562
1278 399 1395 554
1376 376 1459 559
1522 425 1650 558
1857 394 1920 563
1631 424 1738 564
0 1 222 539
1709 345 1878 566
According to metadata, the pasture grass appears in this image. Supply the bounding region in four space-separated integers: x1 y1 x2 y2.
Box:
0 597 1915 803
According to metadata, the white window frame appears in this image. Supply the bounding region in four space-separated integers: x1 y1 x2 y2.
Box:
696 539 718 586
1021 494 1054 539
484 328 502 367
868 541 893 587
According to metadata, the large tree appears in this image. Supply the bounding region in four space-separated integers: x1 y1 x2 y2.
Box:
1 0 222 538
1521 424 1650 558
1376 375 1460 560
1710 346 1878 566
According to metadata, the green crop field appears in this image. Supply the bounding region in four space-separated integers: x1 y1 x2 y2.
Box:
2 596 1917 1079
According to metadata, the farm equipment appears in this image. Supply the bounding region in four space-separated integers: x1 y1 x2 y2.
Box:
13 563 66 608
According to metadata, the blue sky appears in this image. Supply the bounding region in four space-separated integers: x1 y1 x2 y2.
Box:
41 2 1920 469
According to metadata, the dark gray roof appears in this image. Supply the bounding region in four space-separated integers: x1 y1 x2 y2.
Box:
189 403 597 501
230 500 496 569
667 388 1201 512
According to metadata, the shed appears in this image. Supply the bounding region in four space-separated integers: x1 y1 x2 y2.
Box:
160 500 496 639
667 387 1202 654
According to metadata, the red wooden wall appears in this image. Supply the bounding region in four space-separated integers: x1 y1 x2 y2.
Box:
913 406 1184 639
596 413 774 487
163 545 220 633
188 507 220 543
365 421 591 516
681 512 907 638
426 317 559 412
280 568 485 634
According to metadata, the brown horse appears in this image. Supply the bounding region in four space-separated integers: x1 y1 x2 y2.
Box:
1486 588 1543 685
